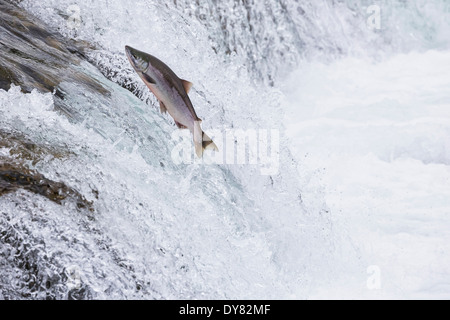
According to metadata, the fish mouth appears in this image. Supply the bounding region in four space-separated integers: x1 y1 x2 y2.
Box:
125 45 149 73
124 45 135 65
124 45 133 56
125 45 138 68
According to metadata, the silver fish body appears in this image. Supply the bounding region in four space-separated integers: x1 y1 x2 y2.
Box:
125 45 217 157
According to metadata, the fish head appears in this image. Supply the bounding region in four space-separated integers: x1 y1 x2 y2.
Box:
125 45 150 73
125 45 159 86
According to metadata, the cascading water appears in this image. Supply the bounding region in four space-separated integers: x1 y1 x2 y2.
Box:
1 0 449 299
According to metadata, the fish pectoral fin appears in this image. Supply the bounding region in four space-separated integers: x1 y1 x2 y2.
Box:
142 73 156 84
175 121 188 129
159 101 167 114
181 79 193 94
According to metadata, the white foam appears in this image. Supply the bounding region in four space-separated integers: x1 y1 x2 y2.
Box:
6 0 450 299
284 50 450 299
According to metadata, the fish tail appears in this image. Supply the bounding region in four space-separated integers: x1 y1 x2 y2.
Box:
194 121 218 158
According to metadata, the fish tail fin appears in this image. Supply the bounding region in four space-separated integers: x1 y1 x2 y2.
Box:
194 121 218 158
202 132 218 152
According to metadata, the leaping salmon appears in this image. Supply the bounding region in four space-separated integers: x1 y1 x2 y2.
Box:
125 45 218 157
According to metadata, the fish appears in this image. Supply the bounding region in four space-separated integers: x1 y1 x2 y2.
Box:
125 45 218 157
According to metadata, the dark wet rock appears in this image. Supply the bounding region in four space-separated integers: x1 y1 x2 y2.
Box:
0 64 17 91
0 2 107 212
0 130 71 165
0 130 93 211
0 0 109 119
0 1 160 300
0 161 94 211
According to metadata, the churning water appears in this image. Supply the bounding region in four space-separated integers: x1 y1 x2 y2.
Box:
1 0 449 299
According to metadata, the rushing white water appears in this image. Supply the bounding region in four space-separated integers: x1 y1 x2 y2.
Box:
1 0 449 299
283 50 450 299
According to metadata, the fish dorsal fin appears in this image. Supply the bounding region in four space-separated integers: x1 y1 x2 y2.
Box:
159 100 167 114
181 79 193 94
